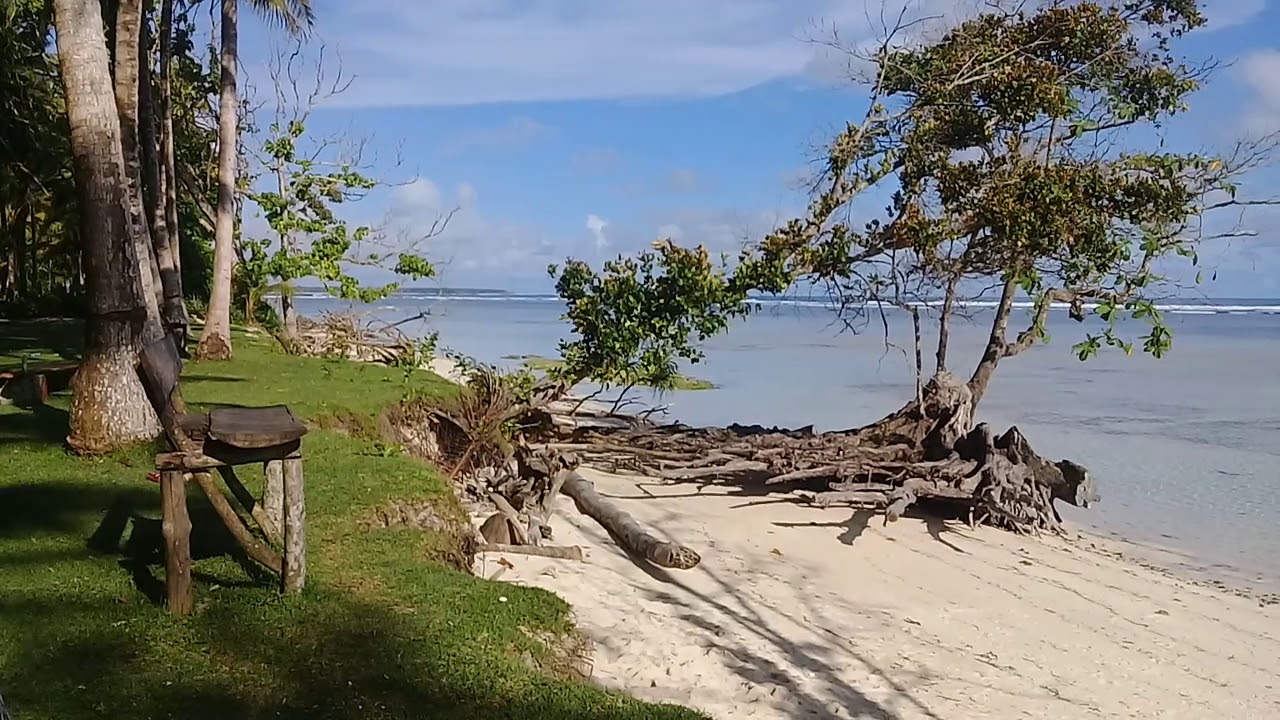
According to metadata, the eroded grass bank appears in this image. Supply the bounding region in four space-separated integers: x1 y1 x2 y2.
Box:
0 326 702 719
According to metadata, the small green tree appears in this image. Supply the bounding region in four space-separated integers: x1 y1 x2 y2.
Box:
245 43 444 343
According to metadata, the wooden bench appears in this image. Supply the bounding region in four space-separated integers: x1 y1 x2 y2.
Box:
136 335 308 615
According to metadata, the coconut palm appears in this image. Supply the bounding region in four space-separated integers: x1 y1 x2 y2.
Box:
196 0 313 360
52 0 162 452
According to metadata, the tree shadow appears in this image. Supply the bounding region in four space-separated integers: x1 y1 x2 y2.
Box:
0 403 69 447
628 560 947 720
180 374 248 384
87 489 275 603
0 588 690 720
1 478 699 720
772 508 877 546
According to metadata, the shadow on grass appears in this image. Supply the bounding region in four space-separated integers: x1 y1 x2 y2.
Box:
0 404 69 447
180 374 248 384
0 586 688 720
88 489 276 604
0 479 703 720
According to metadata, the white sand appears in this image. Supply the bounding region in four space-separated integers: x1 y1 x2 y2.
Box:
475 468 1280 719
424 356 466 383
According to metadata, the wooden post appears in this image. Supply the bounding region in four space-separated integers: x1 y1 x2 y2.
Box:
160 469 194 616
281 457 306 594
263 459 284 542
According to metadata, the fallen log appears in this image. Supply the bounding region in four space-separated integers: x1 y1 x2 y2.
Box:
477 543 584 561
561 471 701 569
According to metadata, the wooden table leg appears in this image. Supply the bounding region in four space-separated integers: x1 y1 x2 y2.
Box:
161 470 194 616
282 457 306 594
263 460 285 542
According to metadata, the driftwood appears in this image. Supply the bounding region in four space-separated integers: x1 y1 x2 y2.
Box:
477 543 585 561
290 311 423 365
526 373 1098 536
561 471 701 569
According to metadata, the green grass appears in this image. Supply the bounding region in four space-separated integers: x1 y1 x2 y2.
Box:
503 354 717 391
0 326 703 719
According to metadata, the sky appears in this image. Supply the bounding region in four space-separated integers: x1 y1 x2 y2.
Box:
233 0 1280 297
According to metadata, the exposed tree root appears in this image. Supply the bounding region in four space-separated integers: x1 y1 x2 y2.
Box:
528 373 1098 536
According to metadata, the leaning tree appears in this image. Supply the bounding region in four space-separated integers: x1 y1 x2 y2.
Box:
533 0 1275 533
53 0 162 452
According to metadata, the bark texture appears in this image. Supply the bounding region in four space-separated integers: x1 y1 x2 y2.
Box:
111 0 165 343
138 0 188 338
161 469 194 616
158 0 182 284
282 456 306 593
54 0 161 453
196 0 238 360
562 471 701 569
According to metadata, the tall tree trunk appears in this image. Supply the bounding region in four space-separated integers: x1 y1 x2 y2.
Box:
11 205 28 299
967 276 1017 409
280 289 298 340
112 0 164 343
158 0 182 287
138 0 188 340
196 0 237 360
935 275 958 374
53 0 161 453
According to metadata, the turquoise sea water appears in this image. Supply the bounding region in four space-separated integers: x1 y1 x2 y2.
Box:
296 290 1280 590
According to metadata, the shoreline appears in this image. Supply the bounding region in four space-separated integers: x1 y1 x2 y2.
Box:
476 467 1280 719
1065 525 1280 601
418 351 1278 600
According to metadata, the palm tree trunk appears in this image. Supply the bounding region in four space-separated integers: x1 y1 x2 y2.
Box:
112 0 165 343
53 0 161 453
139 0 188 341
158 0 182 287
196 0 238 360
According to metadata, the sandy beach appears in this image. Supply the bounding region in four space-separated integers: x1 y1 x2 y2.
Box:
474 468 1280 719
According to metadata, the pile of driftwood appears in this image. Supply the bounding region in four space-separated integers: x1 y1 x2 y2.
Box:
294 311 1097 571
379 369 1098 576
380 382 704 570
289 311 422 365
527 373 1098 536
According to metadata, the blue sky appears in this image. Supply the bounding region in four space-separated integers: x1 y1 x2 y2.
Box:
234 0 1280 296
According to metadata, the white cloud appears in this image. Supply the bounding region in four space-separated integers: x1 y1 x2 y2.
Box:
245 0 1268 108
277 0 951 107
586 214 610 250
570 149 623 175
387 177 560 282
657 223 684 240
1238 49 1280 134
667 168 702 192
438 116 556 156
1200 0 1266 31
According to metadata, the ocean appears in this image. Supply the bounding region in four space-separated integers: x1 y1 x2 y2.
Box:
294 289 1280 591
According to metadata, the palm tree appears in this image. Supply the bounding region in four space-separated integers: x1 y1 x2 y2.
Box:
112 0 166 344
53 0 161 453
195 0 313 360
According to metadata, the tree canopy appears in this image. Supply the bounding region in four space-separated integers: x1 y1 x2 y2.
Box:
550 0 1274 405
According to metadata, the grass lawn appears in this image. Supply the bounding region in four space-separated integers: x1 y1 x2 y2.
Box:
0 325 703 719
